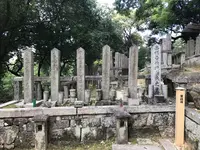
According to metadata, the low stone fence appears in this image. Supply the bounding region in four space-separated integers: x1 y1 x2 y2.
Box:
185 107 200 150
0 105 175 149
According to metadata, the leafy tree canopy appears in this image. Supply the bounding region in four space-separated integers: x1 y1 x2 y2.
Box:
115 0 200 35
0 0 124 77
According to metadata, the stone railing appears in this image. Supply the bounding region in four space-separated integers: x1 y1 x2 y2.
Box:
0 105 175 149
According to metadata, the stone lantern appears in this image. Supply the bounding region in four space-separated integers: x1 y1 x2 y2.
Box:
114 108 131 144
33 115 49 150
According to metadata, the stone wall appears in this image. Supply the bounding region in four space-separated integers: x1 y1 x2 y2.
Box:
0 105 175 149
185 107 200 150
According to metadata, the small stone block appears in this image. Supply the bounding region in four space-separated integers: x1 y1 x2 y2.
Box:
74 101 84 108
128 98 139 106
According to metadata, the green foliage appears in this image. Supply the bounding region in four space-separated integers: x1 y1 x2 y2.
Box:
115 0 200 34
0 72 14 103
138 47 150 70
0 0 124 77
112 11 143 53
173 38 185 54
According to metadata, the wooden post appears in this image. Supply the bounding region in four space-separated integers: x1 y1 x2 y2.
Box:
175 87 186 147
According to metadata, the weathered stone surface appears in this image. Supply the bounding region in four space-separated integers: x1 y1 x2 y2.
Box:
0 125 19 146
159 126 174 137
33 114 48 122
0 120 4 127
188 85 200 109
101 116 116 128
23 48 34 103
150 44 162 98
13 118 28 125
13 81 22 101
77 48 85 102
50 120 70 130
154 113 168 126
167 113 175 126
81 118 101 128
102 45 111 100
132 114 148 127
159 139 176 150
51 48 61 102
128 46 138 99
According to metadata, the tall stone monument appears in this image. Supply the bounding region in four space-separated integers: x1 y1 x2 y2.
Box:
24 48 34 103
128 45 139 105
77 48 85 102
149 44 162 97
102 45 111 100
51 48 60 102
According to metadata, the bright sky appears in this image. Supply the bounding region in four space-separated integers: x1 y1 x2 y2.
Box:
97 0 115 8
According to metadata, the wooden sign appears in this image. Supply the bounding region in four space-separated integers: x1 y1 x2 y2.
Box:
175 87 186 147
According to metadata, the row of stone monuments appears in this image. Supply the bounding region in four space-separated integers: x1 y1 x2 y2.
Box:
13 45 140 107
14 34 176 107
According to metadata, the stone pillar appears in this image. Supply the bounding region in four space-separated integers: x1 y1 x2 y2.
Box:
85 89 91 105
64 86 69 99
24 48 34 103
33 115 49 150
110 51 114 77
115 52 120 77
13 81 22 101
180 52 185 66
43 91 49 102
151 44 162 96
128 46 138 99
162 84 168 99
58 92 64 105
102 45 111 100
36 81 42 100
148 85 154 98
77 47 85 101
195 35 200 55
51 48 60 102
162 38 168 66
164 35 172 66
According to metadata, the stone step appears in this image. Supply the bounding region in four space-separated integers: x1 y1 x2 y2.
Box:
159 139 177 150
112 144 163 150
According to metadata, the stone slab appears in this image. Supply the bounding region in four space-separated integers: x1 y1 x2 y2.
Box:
0 105 175 118
159 139 176 150
112 144 162 150
185 107 200 125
